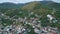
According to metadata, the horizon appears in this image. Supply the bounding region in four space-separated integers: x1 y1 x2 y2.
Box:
0 0 60 3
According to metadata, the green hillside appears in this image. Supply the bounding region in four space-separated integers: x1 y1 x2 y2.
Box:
0 1 60 28
21 1 60 19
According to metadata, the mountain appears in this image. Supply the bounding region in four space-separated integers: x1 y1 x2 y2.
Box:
0 1 60 26
39 1 54 5
0 1 60 19
22 1 54 14
22 1 60 19
0 2 25 9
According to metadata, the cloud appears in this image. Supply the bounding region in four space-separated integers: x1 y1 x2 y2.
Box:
43 0 52 1
7 0 42 3
0 0 60 3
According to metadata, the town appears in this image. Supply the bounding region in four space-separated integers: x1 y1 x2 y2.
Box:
0 10 60 34
0 0 60 34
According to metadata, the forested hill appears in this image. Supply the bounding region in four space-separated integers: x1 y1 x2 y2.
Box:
0 1 60 26
0 2 25 9
22 1 60 19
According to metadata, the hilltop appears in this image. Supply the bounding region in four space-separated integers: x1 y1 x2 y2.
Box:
0 1 60 26
0 2 25 9
21 1 60 19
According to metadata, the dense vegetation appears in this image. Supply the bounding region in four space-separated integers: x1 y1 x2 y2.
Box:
0 1 60 28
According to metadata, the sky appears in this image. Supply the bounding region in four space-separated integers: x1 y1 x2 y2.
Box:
0 0 60 3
